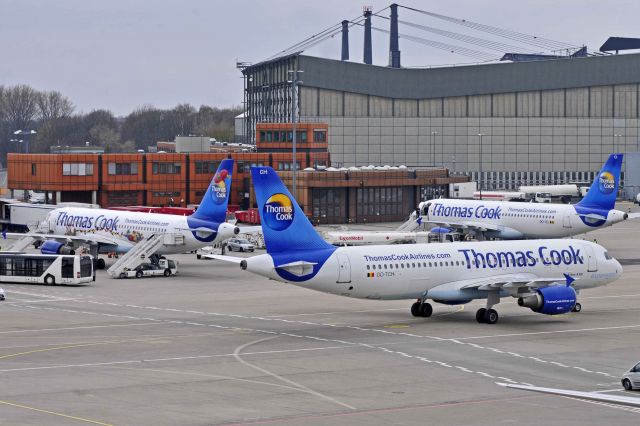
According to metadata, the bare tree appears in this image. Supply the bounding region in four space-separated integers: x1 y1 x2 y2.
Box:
0 85 6 122
171 103 196 136
3 84 38 131
37 90 74 122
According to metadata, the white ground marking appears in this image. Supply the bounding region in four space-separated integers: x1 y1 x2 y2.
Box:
232 336 357 411
68 299 618 379
3 303 530 389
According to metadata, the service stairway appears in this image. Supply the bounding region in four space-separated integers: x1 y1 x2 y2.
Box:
4 236 35 252
107 233 183 278
395 211 422 232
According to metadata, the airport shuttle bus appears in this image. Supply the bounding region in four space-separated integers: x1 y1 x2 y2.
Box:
0 254 94 285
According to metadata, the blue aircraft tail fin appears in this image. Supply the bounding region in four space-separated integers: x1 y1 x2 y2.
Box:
577 154 622 210
250 166 333 254
191 159 234 223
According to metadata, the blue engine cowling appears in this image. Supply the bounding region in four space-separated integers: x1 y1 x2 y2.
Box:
518 285 576 315
41 240 75 255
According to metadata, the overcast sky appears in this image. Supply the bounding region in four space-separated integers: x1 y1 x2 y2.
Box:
1 0 638 116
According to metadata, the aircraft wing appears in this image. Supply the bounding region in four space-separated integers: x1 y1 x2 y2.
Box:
4 232 122 246
425 219 502 232
628 212 640 220
497 382 640 408
458 273 567 291
428 273 569 298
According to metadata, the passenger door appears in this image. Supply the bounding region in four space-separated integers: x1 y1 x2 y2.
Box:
562 211 572 228
336 253 351 283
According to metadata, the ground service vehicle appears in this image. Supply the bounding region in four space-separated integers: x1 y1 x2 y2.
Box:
227 238 255 252
0 254 94 285
119 258 178 279
622 362 640 390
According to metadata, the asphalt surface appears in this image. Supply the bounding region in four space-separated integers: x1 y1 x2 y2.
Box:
1 204 639 425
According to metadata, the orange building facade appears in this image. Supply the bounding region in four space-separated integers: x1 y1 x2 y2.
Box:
8 122 468 223
8 123 331 210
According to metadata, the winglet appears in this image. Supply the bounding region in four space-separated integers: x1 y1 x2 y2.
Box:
563 273 575 287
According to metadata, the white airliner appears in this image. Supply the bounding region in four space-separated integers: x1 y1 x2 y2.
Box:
210 166 622 324
7 159 239 268
420 154 632 239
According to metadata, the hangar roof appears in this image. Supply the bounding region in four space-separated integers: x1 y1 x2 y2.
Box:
287 53 640 99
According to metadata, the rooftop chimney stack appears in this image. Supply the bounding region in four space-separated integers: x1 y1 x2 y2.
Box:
363 6 372 65
389 3 400 68
341 20 350 61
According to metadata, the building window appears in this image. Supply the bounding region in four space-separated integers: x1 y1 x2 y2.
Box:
107 162 137 175
237 161 250 173
63 163 94 176
31 163 36 176
357 187 404 219
195 161 219 174
277 162 301 171
313 130 326 142
152 162 181 174
152 191 181 197
312 188 343 222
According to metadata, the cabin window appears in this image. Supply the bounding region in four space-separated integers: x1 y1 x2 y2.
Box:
366 265 370 270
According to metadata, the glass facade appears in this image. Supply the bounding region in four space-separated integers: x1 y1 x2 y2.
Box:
356 187 405 222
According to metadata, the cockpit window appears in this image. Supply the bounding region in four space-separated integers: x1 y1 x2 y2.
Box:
604 252 612 260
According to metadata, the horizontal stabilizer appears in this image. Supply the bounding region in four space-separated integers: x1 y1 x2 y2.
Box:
575 212 607 221
201 254 244 264
275 260 318 277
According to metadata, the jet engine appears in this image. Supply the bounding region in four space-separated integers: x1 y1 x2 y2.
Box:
517 285 576 315
41 240 75 255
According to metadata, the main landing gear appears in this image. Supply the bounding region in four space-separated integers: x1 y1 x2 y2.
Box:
411 298 433 318
476 292 500 324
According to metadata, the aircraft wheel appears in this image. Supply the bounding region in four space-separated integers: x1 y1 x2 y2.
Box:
484 309 499 324
476 308 486 323
410 302 421 317
572 303 582 313
419 303 433 318
623 379 633 391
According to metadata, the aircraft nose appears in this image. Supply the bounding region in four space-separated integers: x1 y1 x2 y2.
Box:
615 259 623 277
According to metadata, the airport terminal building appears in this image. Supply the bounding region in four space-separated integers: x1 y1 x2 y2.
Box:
241 52 640 190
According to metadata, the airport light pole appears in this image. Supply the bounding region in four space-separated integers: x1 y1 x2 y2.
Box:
288 69 303 198
478 133 485 200
13 130 37 153
614 133 623 154
431 131 438 166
